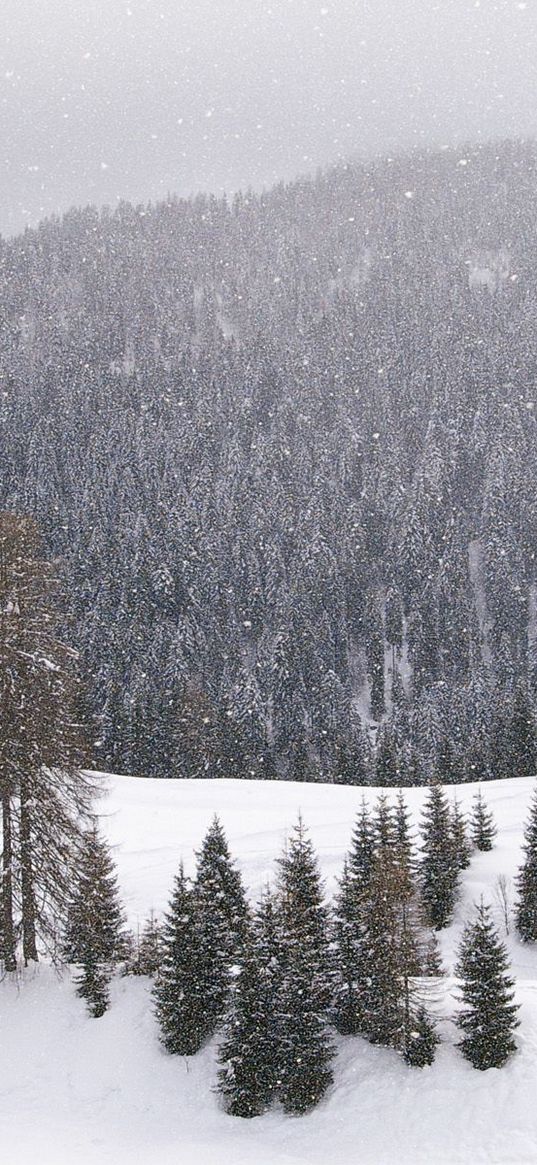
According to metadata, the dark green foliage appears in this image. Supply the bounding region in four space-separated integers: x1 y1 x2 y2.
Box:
451 797 472 871
470 789 496 852
193 816 250 1038
404 1005 439 1068
348 799 375 893
332 858 364 1035
276 818 334 1113
420 783 459 930
395 789 414 875
516 788 537 942
63 823 128 1017
455 902 519 1070
218 893 281 1118
359 850 409 1048
153 863 207 1054
371 793 396 852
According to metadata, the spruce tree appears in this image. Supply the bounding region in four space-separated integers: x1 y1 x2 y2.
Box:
153 862 206 1054
348 798 375 894
404 1004 439 1068
516 787 537 942
455 902 519 1070
193 816 249 1037
451 797 472 871
372 792 396 852
332 858 364 1035
218 889 281 1118
128 911 162 976
276 817 334 1114
395 789 414 876
63 823 128 1017
470 788 496 852
360 848 409 1048
420 783 459 929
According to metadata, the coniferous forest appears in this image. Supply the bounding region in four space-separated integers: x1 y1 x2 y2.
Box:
1 140 537 783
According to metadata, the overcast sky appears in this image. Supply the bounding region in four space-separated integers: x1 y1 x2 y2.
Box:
2 0 537 237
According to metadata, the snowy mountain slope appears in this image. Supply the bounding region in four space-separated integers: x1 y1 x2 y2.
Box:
2 774 537 1165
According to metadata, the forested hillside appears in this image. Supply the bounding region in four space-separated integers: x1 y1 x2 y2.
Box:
1 140 536 782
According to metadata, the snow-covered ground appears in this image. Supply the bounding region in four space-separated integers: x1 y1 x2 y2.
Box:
2 774 537 1165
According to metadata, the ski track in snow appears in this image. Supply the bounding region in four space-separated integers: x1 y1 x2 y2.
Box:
2 773 537 1164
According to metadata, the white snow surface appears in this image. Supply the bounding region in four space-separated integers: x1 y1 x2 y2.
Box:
2 773 537 1165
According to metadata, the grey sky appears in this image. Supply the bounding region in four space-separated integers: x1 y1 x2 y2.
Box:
2 0 537 237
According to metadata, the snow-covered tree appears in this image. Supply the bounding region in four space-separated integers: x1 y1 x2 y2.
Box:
516 787 537 942
63 823 128 1017
420 783 459 929
455 902 519 1070
470 789 496 852
153 862 206 1054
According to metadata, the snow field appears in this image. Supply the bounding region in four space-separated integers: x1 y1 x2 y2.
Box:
2 773 537 1165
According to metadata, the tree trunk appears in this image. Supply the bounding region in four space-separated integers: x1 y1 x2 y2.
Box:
20 777 38 963
1 786 17 970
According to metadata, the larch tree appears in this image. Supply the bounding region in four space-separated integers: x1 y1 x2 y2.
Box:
0 513 94 970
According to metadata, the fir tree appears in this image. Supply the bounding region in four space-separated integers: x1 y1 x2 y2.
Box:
516 787 537 942
276 817 334 1114
420 783 459 930
218 889 281 1118
63 823 128 1017
455 902 519 1070
153 862 206 1054
470 789 496 852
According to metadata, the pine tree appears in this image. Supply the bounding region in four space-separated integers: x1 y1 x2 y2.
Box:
63 823 128 1017
420 783 459 929
516 786 537 942
404 1004 439 1067
193 816 250 1037
276 817 334 1114
470 788 496 852
153 862 206 1054
218 890 281 1118
455 902 519 1070
451 797 472 871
